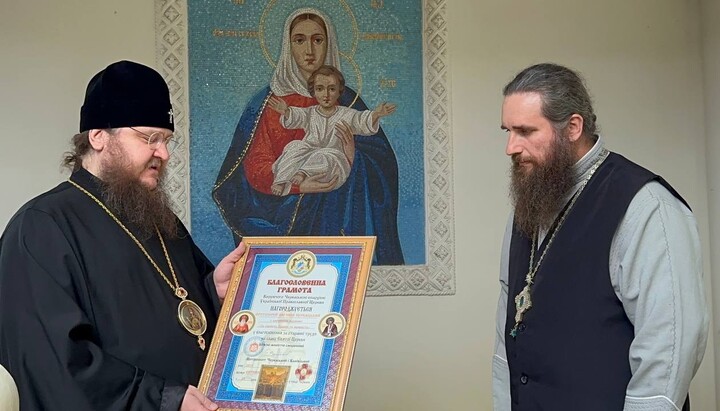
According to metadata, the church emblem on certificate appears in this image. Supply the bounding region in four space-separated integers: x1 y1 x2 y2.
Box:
286 250 316 277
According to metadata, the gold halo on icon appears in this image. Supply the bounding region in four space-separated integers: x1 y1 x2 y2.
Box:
339 52 362 108
257 0 279 68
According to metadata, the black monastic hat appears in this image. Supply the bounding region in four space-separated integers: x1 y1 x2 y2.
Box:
79 60 174 132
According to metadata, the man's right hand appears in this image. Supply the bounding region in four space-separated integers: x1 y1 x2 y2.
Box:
180 385 218 411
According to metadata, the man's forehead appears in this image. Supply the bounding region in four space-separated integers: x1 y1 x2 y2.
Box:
501 92 545 126
503 92 543 112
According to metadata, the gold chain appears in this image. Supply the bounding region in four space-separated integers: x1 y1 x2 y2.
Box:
67 179 182 295
510 149 609 336
68 178 208 350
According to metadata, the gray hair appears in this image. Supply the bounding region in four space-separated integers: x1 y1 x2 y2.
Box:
62 131 91 172
62 128 118 171
503 63 598 137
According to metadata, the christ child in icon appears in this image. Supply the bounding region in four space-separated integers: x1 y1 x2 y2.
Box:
268 65 396 196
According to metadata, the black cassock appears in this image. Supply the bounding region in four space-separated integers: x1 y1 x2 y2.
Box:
0 168 219 410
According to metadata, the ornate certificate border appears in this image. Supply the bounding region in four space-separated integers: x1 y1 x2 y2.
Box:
154 0 455 297
199 236 375 410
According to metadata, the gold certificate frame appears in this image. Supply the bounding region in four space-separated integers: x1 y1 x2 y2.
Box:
199 236 375 410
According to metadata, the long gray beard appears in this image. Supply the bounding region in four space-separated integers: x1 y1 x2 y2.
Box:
509 132 576 238
98 152 178 240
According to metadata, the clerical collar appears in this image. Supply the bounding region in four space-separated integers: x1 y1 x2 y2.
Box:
572 135 605 188
68 167 105 199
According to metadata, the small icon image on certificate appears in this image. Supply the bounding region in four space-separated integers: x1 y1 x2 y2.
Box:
319 313 346 339
253 365 291 402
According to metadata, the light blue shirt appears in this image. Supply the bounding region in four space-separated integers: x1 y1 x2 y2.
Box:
493 137 709 411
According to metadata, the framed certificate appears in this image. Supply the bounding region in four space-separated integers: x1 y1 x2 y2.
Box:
199 236 376 410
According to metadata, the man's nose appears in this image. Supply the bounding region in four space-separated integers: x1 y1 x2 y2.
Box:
505 133 522 156
153 142 170 161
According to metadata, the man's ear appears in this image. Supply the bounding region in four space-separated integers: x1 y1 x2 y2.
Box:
566 114 584 142
88 129 110 151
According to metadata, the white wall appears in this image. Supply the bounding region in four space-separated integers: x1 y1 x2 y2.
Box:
0 0 157 227
1 1 716 410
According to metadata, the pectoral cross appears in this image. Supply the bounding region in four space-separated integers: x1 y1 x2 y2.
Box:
514 285 533 323
168 109 174 124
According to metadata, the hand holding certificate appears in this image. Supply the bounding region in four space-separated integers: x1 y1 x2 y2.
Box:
199 236 375 411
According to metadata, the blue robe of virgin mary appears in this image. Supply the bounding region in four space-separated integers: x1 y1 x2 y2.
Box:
212 86 405 265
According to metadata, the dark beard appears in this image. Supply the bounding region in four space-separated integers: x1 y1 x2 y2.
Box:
98 145 178 240
509 130 576 238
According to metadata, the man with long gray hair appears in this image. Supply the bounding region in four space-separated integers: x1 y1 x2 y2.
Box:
493 63 708 410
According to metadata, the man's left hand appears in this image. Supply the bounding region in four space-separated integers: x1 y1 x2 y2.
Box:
213 242 247 300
